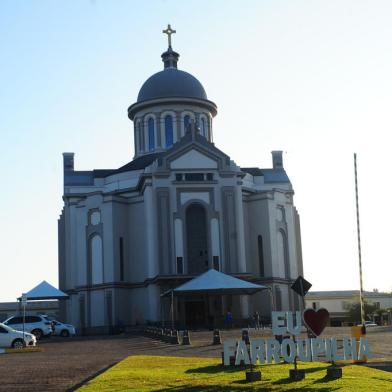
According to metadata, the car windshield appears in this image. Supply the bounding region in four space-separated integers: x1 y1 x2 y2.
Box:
0 323 16 332
3 317 13 324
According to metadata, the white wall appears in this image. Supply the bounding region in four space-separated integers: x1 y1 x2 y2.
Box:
90 290 105 326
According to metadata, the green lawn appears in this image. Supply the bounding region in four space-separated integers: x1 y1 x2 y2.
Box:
78 355 392 392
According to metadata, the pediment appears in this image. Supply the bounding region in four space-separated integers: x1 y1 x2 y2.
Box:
170 149 218 170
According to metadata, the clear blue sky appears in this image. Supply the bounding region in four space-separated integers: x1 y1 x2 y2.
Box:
1 0 392 301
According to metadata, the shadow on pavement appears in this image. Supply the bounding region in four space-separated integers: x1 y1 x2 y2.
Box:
66 362 118 392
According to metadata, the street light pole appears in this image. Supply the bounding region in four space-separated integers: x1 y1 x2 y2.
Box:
354 153 365 325
171 290 174 331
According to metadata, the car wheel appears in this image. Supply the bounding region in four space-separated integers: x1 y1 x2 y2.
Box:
60 329 70 337
32 329 43 340
12 339 24 349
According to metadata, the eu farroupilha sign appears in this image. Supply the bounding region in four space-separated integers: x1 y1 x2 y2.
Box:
223 309 371 366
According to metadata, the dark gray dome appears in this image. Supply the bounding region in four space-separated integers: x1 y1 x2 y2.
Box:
137 68 207 102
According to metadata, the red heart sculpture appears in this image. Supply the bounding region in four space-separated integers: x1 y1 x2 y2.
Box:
303 308 330 336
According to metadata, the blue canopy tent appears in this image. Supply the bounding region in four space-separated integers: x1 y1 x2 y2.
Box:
161 269 269 329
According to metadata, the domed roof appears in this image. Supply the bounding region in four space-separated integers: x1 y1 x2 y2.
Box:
137 68 208 102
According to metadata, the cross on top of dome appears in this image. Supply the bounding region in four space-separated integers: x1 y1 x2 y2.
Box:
162 24 176 49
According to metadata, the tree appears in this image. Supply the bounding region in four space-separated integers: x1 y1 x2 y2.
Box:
346 300 378 323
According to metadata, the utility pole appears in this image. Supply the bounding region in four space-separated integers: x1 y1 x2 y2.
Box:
354 153 365 325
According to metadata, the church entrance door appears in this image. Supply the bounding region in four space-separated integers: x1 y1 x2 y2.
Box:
185 300 205 328
186 203 208 274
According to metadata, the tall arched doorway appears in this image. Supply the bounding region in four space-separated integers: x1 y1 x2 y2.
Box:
184 203 209 327
186 203 209 274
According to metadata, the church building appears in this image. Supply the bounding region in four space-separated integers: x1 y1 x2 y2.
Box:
58 26 304 333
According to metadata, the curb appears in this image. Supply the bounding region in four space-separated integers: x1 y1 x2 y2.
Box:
0 347 43 354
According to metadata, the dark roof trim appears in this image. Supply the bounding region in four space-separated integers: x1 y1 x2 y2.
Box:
65 133 236 186
242 167 264 176
128 97 217 120
241 167 291 183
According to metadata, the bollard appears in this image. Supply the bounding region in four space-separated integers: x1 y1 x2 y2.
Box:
212 329 222 345
242 329 250 345
182 330 191 345
246 370 261 382
326 365 342 379
289 369 305 381
170 330 180 344
163 329 171 343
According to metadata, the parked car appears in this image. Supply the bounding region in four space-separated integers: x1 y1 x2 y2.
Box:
3 315 52 340
357 321 378 328
364 321 378 327
0 322 36 349
51 320 76 337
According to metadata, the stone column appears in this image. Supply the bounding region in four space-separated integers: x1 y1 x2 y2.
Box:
175 110 182 142
133 124 137 156
144 184 158 277
160 115 165 149
174 218 183 258
208 116 213 142
235 184 247 273
156 114 162 148
210 218 221 267
140 122 145 153
134 124 139 156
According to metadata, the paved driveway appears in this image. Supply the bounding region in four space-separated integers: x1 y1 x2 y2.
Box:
0 334 214 391
0 327 390 391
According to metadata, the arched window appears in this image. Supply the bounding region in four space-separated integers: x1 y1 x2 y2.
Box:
165 115 174 147
91 234 103 284
201 117 206 137
137 122 143 152
277 230 290 279
184 115 191 131
148 118 155 151
258 235 264 277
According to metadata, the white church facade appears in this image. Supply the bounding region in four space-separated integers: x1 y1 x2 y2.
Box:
58 27 304 333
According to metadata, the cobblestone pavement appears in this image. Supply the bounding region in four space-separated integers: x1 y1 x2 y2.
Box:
0 327 390 391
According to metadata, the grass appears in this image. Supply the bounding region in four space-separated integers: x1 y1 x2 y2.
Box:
78 355 392 392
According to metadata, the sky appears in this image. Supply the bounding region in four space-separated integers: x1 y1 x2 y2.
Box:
1 0 392 301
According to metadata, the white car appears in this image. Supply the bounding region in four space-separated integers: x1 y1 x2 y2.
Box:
51 320 76 337
0 323 36 349
3 315 52 340
357 321 378 328
364 321 378 327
